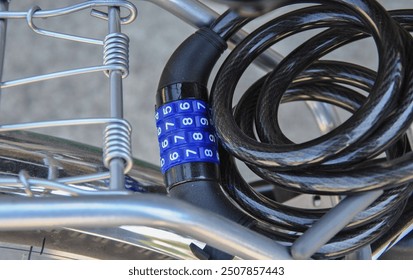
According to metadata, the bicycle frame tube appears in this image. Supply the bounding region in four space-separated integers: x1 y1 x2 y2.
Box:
0 195 292 260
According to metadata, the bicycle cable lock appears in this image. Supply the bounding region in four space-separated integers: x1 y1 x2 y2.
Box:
154 10 256 259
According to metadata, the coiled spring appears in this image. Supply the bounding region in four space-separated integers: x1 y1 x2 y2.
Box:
103 32 130 78
211 0 413 259
103 119 133 174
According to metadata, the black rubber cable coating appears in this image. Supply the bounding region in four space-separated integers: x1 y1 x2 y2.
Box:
210 0 413 258
158 27 226 90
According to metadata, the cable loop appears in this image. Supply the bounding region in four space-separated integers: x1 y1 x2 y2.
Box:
211 1 413 259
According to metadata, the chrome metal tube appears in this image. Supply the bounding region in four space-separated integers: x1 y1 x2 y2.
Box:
0 118 125 132
0 131 164 191
291 190 383 260
0 195 292 260
208 0 291 16
0 65 122 89
145 0 216 28
0 0 8 102
108 7 126 191
306 101 342 134
407 126 413 148
145 0 284 67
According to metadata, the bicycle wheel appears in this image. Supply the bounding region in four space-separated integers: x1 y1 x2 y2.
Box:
0 131 198 260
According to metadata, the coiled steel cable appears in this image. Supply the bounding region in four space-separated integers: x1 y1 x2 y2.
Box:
210 0 413 258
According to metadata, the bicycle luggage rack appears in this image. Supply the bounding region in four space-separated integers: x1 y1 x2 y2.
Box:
0 1 136 193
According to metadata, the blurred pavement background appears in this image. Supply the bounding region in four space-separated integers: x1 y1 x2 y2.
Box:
0 0 410 168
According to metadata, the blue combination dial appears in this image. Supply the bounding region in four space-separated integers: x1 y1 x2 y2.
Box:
156 99 220 174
